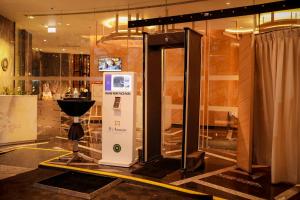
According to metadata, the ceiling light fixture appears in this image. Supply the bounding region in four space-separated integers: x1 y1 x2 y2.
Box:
103 16 136 28
226 2 231 5
66 23 70 26
261 23 300 29
225 28 253 34
100 13 180 47
48 27 56 33
28 16 34 19
43 39 47 42
256 9 300 33
99 14 142 46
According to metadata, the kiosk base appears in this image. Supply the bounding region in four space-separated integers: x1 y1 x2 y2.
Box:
98 159 136 168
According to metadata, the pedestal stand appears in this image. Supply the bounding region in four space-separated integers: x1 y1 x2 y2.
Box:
65 117 94 165
57 99 95 165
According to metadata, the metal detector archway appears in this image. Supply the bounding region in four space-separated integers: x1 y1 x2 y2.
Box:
142 28 202 171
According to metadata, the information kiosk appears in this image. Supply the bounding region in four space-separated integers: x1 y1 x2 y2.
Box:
99 72 137 167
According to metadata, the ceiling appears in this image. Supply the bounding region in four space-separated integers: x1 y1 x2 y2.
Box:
0 0 279 54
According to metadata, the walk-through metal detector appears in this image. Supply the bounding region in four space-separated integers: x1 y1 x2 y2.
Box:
142 28 203 171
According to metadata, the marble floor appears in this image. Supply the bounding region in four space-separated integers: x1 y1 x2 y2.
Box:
0 126 299 200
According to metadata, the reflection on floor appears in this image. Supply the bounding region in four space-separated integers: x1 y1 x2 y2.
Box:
0 126 299 199
200 127 238 151
0 164 33 180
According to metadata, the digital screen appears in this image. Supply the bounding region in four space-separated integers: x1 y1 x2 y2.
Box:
98 58 122 71
112 75 131 92
105 74 132 92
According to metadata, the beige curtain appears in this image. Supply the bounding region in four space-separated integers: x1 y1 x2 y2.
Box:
253 28 300 184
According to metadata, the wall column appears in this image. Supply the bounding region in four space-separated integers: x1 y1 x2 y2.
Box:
237 34 254 173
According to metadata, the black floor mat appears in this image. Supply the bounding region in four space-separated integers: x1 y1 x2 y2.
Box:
38 171 118 194
131 158 181 179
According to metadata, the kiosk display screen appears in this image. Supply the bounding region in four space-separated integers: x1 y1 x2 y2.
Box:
98 58 122 71
105 74 132 92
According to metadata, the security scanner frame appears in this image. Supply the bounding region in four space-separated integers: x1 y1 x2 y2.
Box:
142 28 203 171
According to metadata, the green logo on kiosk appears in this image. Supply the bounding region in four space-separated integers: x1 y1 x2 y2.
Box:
113 144 121 153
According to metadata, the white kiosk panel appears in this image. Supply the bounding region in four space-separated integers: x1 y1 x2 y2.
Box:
99 72 137 167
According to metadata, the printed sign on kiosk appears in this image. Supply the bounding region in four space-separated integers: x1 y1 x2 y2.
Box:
99 72 137 167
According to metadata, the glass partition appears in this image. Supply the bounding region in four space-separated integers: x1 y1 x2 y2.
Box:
204 17 241 154
163 48 184 158
1 0 299 160
2 11 144 154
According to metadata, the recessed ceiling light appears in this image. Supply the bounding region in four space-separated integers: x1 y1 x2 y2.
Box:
44 25 48 28
226 2 231 5
43 39 47 42
48 27 56 33
66 23 70 26
62 48 66 51
28 16 34 19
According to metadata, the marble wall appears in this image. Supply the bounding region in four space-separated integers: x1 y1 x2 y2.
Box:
90 30 240 126
162 30 240 126
0 95 37 144
91 41 143 94
0 15 15 92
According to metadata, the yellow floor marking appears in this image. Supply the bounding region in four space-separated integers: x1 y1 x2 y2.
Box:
18 146 71 153
40 161 224 199
13 146 224 200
